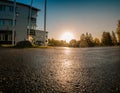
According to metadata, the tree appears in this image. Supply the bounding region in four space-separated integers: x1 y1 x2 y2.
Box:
116 20 120 45
94 38 101 46
79 33 88 47
111 31 117 46
48 38 55 46
69 39 77 47
79 33 94 47
80 34 86 41
101 31 112 46
86 33 94 47
48 38 67 46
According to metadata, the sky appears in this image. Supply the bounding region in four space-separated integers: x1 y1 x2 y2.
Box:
14 0 120 40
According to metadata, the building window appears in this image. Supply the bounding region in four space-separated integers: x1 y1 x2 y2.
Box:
27 29 35 35
31 18 36 23
8 34 12 41
8 20 13 26
0 20 5 26
32 25 36 29
0 34 5 41
9 6 13 12
0 5 6 11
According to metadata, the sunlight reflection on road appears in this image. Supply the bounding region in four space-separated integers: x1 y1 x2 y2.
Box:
64 47 71 55
54 48 75 91
55 60 73 90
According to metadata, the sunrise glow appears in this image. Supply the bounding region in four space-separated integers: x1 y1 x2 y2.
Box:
61 32 74 43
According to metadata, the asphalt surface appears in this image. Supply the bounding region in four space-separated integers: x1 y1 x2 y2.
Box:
0 47 120 93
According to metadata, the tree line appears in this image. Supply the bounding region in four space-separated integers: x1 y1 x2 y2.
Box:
48 20 120 47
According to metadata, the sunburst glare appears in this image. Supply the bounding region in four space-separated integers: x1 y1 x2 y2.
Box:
61 32 74 43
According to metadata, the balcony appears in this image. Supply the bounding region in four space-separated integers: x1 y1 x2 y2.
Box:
0 26 13 31
0 11 13 19
27 29 36 36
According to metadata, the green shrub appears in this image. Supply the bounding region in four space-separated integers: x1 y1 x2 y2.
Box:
16 41 33 48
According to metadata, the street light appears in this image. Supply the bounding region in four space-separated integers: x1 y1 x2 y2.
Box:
12 0 16 46
44 0 47 46
28 0 33 40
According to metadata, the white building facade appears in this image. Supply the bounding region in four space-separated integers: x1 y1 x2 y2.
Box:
0 0 47 45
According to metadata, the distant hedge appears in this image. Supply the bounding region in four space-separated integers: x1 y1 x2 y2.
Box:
16 41 33 48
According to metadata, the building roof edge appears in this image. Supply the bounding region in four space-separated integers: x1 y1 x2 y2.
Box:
0 0 40 11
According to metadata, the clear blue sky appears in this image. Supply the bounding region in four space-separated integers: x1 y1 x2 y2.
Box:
15 0 120 40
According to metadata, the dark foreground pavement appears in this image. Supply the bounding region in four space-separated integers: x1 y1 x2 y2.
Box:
0 47 120 93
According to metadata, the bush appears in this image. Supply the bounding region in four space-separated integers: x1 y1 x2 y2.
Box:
16 41 33 48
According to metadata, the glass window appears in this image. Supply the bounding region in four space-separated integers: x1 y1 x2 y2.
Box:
9 6 13 12
32 10 37 16
0 20 5 26
31 18 36 23
0 5 6 11
0 34 5 41
9 20 13 26
8 34 12 41
0 34 2 41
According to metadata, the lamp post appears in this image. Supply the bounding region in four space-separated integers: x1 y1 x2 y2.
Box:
12 0 16 46
44 0 47 46
28 0 33 40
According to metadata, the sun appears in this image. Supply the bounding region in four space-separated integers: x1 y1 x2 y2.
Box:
61 32 74 43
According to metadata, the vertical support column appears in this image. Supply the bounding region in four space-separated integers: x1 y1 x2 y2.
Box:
28 0 33 40
44 0 47 46
12 0 16 46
